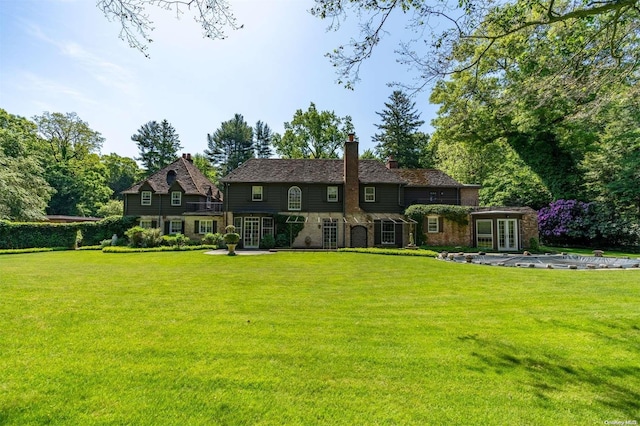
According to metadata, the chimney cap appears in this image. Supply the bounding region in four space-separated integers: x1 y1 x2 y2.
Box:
348 133 355 142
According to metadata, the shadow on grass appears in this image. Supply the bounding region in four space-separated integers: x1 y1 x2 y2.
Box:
458 334 640 417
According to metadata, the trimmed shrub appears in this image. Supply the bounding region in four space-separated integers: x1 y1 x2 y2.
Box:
260 234 276 249
79 216 138 246
0 220 78 249
125 226 163 248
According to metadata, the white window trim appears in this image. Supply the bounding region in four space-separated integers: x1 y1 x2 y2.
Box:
140 219 152 229
365 187 375 202
169 220 182 234
141 191 152 206
199 220 213 234
381 220 395 244
252 186 263 201
427 216 439 233
171 191 182 206
327 186 338 202
261 217 274 237
288 186 302 211
476 219 494 249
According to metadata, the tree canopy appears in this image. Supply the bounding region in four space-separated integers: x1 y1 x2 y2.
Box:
132 119 182 176
206 113 254 176
272 102 354 159
97 0 240 57
373 90 426 168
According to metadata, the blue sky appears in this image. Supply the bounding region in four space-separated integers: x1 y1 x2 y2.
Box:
0 0 437 159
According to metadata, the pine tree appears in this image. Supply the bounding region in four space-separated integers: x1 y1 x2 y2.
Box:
373 91 425 168
254 120 273 158
205 114 254 176
132 119 182 175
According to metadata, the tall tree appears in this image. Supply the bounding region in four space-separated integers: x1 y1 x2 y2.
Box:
101 153 142 199
205 113 254 176
33 111 112 216
273 103 354 159
0 109 53 220
33 112 104 163
429 9 638 202
132 119 182 175
254 120 273 159
373 91 425 169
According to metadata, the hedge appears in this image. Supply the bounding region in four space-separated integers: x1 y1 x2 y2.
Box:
0 216 138 250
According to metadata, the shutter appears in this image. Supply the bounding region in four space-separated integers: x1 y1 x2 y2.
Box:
212 221 218 233
396 224 403 247
152 220 157 228
374 221 381 245
181 221 185 234
439 217 444 233
194 220 200 234
164 221 170 235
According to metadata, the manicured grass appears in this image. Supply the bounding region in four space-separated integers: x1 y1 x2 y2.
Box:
1 251 639 424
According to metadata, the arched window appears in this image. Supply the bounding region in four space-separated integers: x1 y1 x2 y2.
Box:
288 186 301 211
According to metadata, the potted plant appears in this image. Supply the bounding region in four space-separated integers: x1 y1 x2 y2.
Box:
223 225 240 255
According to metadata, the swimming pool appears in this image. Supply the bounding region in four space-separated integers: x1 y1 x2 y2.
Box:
439 253 640 270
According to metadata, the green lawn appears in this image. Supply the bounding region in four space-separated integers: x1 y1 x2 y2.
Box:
1 251 639 425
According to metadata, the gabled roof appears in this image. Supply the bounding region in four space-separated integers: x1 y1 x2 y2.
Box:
389 168 465 187
220 158 407 185
121 157 222 199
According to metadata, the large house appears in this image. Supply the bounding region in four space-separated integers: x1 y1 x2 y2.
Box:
123 138 538 251
122 154 224 239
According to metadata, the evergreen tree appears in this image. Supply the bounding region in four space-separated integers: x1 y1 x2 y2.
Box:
132 119 182 175
373 91 425 168
205 114 254 176
254 120 273 158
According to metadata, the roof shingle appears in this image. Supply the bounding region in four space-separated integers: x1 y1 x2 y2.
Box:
220 158 406 184
121 157 222 199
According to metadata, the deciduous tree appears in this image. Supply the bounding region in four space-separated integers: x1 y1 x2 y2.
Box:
273 103 354 159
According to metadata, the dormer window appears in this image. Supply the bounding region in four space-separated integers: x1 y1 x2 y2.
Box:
141 191 152 205
171 191 182 206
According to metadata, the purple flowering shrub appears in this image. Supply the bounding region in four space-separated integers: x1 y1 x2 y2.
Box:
538 200 591 245
538 200 640 246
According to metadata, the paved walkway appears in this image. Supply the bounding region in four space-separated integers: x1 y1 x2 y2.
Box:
205 249 275 256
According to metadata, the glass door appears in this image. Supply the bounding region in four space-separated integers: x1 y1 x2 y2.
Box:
323 219 338 249
497 219 518 251
243 217 260 249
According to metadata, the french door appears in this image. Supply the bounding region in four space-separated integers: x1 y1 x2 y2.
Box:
497 219 518 251
243 217 260 249
323 219 338 249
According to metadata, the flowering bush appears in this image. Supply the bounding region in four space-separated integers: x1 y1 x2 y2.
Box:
538 200 640 246
538 199 591 245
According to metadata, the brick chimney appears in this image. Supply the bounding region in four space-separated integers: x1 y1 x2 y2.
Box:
344 133 361 214
386 156 398 169
186 153 193 163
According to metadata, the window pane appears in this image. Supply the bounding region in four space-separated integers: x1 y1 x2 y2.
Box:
288 186 301 210
382 221 395 244
252 186 263 201
327 186 338 202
